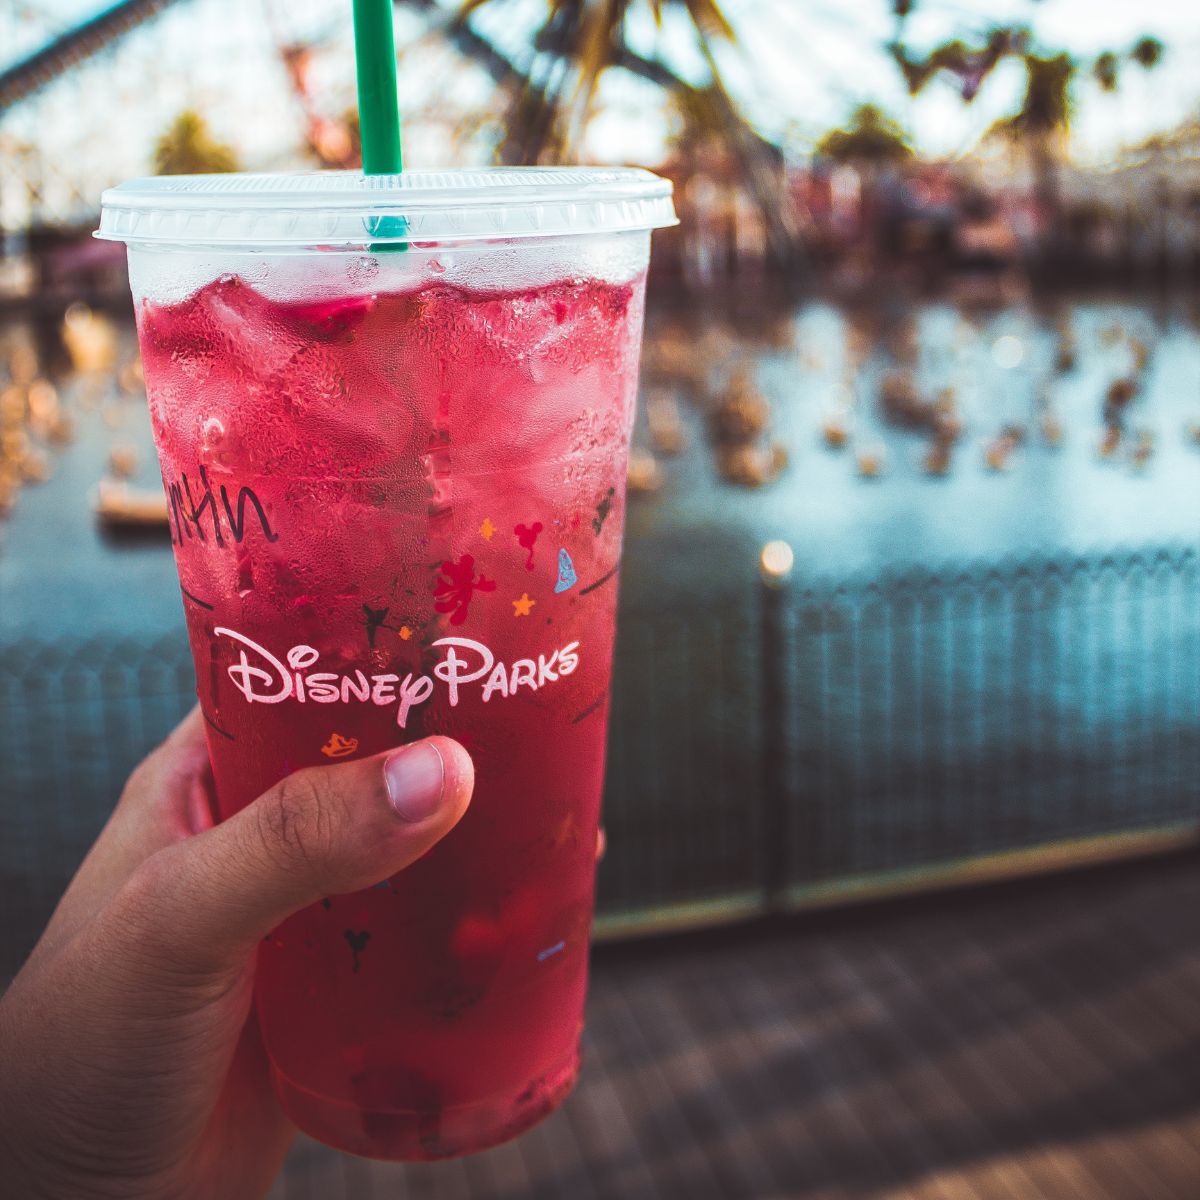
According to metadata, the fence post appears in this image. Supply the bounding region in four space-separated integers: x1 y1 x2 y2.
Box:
760 540 794 914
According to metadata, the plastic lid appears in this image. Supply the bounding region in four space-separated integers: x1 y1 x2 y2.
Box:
97 167 677 248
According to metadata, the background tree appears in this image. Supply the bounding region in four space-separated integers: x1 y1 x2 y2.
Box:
153 110 239 175
816 104 912 166
886 4 1165 232
455 0 737 163
989 52 1074 218
448 0 799 260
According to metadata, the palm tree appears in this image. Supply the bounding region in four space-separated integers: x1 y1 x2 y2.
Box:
991 39 1164 228
153 110 239 175
888 9 1166 238
455 0 733 161
816 105 912 166
446 0 798 260
989 53 1074 222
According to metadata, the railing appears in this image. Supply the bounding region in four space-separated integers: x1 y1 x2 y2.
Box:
3 546 1199 975
602 545 1200 929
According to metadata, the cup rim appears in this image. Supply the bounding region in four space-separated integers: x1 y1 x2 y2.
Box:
96 167 678 248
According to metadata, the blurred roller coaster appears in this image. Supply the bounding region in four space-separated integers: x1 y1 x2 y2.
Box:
0 0 612 235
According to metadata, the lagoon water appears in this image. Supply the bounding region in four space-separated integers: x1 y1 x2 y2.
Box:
2 289 1199 641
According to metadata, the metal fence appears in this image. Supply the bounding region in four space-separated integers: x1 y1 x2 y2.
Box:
781 547 1200 897
3 546 1199 974
602 545 1200 926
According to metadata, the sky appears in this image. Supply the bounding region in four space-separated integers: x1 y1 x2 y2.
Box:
1 0 1198 225
719 0 1200 162
423 0 1200 163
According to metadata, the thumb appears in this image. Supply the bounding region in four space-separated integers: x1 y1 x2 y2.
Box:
114 738 473 977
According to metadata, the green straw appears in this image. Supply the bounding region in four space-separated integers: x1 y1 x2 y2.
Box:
353 0 402 175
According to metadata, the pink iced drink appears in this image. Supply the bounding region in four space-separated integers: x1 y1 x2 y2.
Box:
135 268 645 1158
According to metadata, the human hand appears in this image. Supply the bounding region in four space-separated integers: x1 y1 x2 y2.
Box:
0 708 474 1200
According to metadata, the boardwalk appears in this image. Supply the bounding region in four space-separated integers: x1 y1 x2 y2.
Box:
271 851 1200 1200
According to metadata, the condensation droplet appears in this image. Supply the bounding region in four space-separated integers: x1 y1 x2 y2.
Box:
349 257 381 289
202 416 225 447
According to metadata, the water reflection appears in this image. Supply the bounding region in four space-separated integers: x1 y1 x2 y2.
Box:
2 288 1200 635
628 287 1200 585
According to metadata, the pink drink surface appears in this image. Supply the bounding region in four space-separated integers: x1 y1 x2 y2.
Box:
136 268 645 1158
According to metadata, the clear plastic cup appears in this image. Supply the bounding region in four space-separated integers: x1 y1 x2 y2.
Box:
97 169 675 1159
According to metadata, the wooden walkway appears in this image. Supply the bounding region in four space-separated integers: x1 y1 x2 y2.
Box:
271 852 1200 1200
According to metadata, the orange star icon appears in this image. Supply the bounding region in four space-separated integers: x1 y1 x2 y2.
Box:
479 518 497 541
399 625 413 641
512 593 536 617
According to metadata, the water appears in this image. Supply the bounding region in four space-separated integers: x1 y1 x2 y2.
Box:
625 289 1200 600
0 313 178 639
2 289 1200 641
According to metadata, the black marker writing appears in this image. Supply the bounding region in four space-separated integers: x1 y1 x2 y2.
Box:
165 466 279 549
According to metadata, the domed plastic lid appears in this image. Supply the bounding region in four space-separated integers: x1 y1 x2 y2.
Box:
97 167 677 248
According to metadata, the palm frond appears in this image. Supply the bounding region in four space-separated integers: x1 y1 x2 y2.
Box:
454 0 494 21
444 0 799 257
680 0 735 42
